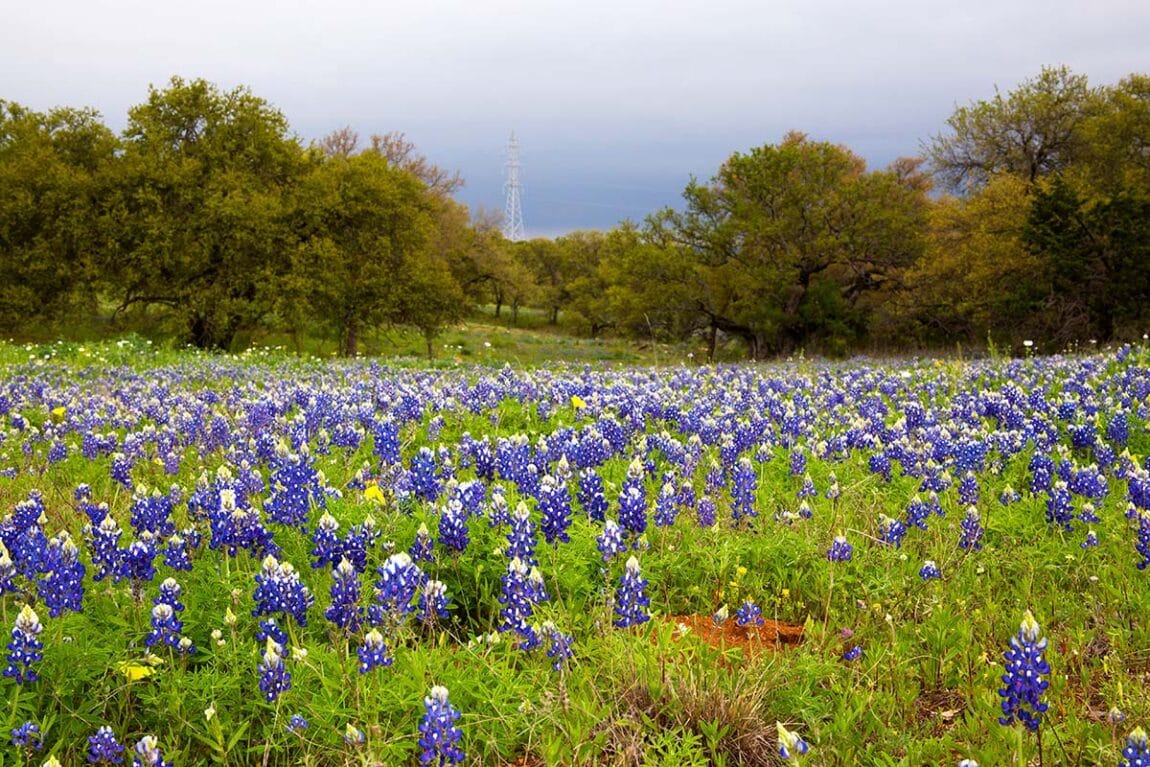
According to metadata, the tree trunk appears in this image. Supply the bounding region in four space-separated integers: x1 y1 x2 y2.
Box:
424 329 435 360
550 306 559 325
707 324 718 363
343 318 360 357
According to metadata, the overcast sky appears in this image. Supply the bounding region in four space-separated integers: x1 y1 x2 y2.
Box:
4 0 1148 236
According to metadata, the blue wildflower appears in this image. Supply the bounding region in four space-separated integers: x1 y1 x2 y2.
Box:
541 620 574 671
597 519 626 563
131 735 172 767
878 514 907 548
998 610 1050 731
418 685 465 767
437 499 469 554
252 555 314 627
324 558 363 634
10 721 41 750
417 579 451 627
357 628 392 674
87 725 126 764
827 534 853 563
410 522 436 565
730 457 758 524
843 645 862 661
614 556 651 628
1120 727 1149 767
506 502 538 566
258 638 291 703
736 600 765 627
919 560 941 581
959 507 984 551
3 605 43 684
776 722 809 760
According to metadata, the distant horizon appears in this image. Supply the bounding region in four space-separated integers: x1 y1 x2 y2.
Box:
5 0 1147 236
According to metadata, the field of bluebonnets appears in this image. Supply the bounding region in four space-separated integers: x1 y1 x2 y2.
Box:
3 338 1150 767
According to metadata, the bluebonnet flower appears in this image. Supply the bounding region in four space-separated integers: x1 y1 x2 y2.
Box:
110 453 134 489
1120 727 1149 767
258 638 291 703
957 472 980 506
999 485 1021 506
906 495 931 530
418 685 465 767
776 722 809 760
614 556 651 628
410 522 436 565
958 759 979 767
116 537 158 593
538 475 573 544
309 512 342 569
498 558 540 649
1136 511 1150 570
256 618 288 647
418 580 451 627
869 453 892 482
10 721 41 750
486 486 511 527
357 628 392 674
577 469 608 523
506 502 538 566
618 457 648 538
788 449 806 477
796 473 817 500
161 534 192 571
541 620 574 671
998 610 1050 731
36 531 85 617
87 513 122 582
1081 529 1099 549
653 482 678 527
145 603 184 650
286 715 309 734
1078 502 1101 525
712 605 729 626
437 499 469 554
597 520 626 563
87 725 126 764
265 450 325 527
343 724 366 746
959 507 984 551
373 417 401 465
696 495 716 528
843 645 862 661
0 541 14 595
409 447 442 503
919 560 941 581
131 735 172 767
825 472 841 500
798 500 813 519
1045 481 1075 532
325 558 363 634
252 555 314 627
4 604 43 684
730 457 759 524
827 534 853 563
736 600 765 627
372 552 424 626
878 514 907 548
155 577 184 612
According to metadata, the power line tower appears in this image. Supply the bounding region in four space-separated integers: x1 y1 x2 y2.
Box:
503 132 525 242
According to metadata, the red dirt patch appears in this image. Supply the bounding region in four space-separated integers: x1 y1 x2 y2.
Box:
661 614 804 660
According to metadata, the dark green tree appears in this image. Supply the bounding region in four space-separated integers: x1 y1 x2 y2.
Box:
0 101 117 333
107 77 305 349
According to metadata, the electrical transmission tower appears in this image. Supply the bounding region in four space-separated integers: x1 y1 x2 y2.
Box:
503 132 525 242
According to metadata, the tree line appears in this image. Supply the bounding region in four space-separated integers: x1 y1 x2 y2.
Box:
1 68 1147 358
